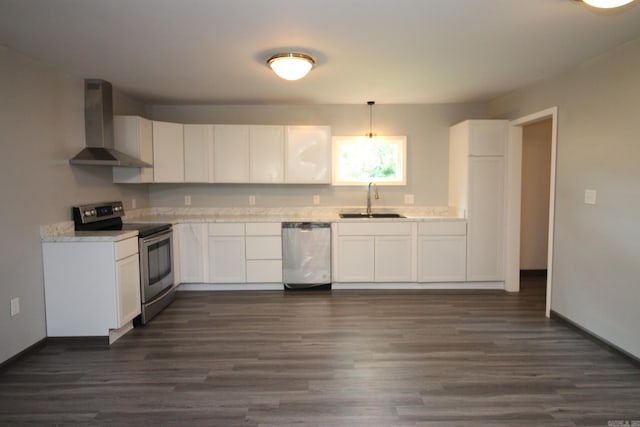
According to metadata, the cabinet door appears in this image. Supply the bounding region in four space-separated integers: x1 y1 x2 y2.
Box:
184 124 214 183
250 125 284 183
153 121 185 182
214 125 250 182
208 236 246 283
336 236 374 282
246 260 282 283
374 235 413 282
116 254 141 327
285 126 331 183
467 156 504 281
178 223 207 283
418 236 466 282
113 116 154 183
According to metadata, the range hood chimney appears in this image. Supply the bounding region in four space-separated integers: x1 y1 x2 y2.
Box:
70 79 152 168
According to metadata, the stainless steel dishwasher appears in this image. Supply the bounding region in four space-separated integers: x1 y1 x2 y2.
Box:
282 222 331 289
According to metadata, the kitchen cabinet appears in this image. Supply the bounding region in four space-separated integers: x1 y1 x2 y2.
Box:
245 222 282 283
417 221 467 282
250 125 284 183
153 121 185 183
42 236 141 339
208 223 246 283
449 120 507 282
113 116 154 183
285 126 332 183
178 223 207 283
184 124 214 183
214 125 250 182
335 235 375 282
335 222 415 282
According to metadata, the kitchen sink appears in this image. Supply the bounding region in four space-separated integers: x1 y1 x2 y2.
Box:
339 213 406 219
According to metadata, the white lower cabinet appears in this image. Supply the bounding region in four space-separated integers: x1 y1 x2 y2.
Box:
174 221 284 285
335 222 415 283
178 223 207 283
208 223 246 283
374 235 414 282
245 223 282 283
42 236 141 339
417 222 467 282
336 235 375 282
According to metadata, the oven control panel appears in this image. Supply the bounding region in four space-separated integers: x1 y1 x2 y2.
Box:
73 201 124 225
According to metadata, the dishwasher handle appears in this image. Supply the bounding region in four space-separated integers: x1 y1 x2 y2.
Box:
282 222 331 230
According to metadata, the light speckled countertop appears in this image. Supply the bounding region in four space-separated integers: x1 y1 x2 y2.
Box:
41 206 465 242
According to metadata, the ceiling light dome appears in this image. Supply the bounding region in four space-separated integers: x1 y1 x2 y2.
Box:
267 53 315 81
581 0 634 8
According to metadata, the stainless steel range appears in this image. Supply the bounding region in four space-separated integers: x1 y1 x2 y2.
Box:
73 201 175 324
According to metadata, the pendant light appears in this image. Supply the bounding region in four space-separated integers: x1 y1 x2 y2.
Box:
366 101 376 139
577 0 635 8
267 53 315 81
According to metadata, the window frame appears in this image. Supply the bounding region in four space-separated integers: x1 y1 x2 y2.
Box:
331 135 407 186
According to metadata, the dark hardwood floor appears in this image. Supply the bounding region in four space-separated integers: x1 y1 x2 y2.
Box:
1 278 639 426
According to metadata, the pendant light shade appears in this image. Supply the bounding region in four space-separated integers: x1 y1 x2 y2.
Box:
580 0 634 7
366 101 376 139
267 53 315 81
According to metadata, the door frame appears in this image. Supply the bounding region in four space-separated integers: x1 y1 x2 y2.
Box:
505 106 558 317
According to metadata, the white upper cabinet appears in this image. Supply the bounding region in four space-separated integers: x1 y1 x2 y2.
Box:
285 126 332 183
153 121 184 183
113 116 154 183
184 124 214 183
250 125 284 183
214 125 250 183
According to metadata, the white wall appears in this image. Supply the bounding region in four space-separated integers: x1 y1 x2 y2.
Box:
145 104 487 208
0 46 149 364
520 119 551 270
489 37 640 358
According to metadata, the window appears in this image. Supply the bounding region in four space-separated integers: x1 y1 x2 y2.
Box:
332 135 407 185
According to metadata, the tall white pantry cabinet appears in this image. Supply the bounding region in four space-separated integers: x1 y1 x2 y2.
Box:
448 120 508 282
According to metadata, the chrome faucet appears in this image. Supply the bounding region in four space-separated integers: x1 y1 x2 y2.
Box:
366 182 380 216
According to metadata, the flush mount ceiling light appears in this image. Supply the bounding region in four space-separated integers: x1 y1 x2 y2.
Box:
575 0 635 8
366 101 376 139
267 53 315 81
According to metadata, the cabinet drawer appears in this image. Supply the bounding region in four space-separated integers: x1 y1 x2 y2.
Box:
246 260 282 283
208 223 245 236
418 221 466 236
246 236 282 259
245 222 281 236
115 237 138 261
338 222 412 236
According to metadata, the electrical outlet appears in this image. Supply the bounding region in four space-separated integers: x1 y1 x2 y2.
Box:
249 195 256 205
131 198 137 209
10 297 20 317
184 195 191 206
404 194 415 205
584 189 597 205
313 195 320 205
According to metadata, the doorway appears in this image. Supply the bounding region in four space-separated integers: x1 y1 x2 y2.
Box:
505 107 558 317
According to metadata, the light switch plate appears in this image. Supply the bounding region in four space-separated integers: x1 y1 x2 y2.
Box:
10 297 20 317
404 194 415 205
249 195 256 205
131 198 137 209
584 189 597 205
313 195 320 205
184 195 191 206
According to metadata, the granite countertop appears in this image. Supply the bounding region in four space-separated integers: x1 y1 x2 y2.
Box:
41 206 465 241
41 229 138 243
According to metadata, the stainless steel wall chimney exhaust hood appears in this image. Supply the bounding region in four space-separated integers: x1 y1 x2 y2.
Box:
70 79 152 168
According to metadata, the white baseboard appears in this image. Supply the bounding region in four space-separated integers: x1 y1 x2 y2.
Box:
177 282 504 291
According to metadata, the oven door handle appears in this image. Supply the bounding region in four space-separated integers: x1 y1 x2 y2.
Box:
140 229 172 245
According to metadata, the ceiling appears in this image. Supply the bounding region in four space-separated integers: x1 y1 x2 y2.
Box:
1 0 640 105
